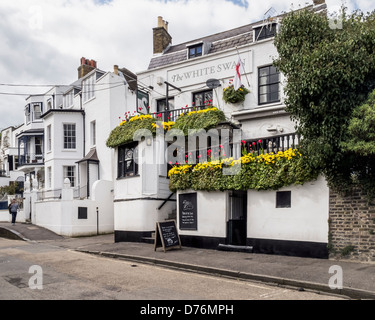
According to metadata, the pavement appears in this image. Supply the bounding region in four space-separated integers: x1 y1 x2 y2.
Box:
1 222 375 300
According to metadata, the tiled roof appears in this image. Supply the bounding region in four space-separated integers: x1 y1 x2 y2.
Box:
147 22 256 70
147 2 324 71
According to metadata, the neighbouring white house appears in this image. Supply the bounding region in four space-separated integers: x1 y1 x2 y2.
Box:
0 125 25 187
110 0 330 258
0 125 25 220
19 57 139 236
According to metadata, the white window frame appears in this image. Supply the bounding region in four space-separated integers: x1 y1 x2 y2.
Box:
63 123 76 150
63 165 76 187
46 125 52 152
33 103 42 120
25 105 31 123
90 120 96 147
47 166 52 189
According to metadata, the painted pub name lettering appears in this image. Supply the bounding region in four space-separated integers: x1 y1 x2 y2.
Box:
171 59 246 83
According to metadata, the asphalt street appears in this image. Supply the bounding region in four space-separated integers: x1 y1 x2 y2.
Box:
0 237 344 301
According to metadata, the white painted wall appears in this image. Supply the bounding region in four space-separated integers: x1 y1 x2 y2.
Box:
34 179 114 236
177 190 228 238
247 175 329 243
114 199 174 232
137 38 284 115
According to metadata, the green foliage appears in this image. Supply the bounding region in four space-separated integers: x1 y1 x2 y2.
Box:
341 245 355 257
0 183 17 196
106 118 156 148
342 90 375 156
222 85 250 104
273 8 375 197
172 108 226 136
169 148 319 193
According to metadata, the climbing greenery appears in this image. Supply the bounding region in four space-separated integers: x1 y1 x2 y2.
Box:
168 148 320 193
273 8 375 197
106 115 156 148
106 107 227 148
172 107 226 135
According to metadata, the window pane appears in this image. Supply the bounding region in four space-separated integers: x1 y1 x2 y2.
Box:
260 94 268 104
259 86 268 95
63 124 76 149
270 66 278 75
270 84 279 94
270 91 279 102
269 74 279 84
259 67 269 77
258 65 280 105
259 76 268 85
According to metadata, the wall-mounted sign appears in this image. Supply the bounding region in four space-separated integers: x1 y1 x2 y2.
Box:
137 89 149 114
179 193 197 230
167 51 252 87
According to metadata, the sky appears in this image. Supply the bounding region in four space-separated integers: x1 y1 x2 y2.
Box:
0 0 373 130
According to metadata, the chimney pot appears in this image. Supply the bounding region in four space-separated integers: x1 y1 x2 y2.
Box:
78 57 97 79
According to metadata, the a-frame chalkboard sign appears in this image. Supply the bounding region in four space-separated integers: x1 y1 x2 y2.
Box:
154 220 181 252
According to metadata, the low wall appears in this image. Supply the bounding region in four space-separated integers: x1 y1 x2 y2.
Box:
34 180 114 237
0 209 26 223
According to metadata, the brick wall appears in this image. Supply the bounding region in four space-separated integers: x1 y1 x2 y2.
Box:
329 188 375 262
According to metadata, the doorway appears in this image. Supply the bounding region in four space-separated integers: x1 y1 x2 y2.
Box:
227 191 247 246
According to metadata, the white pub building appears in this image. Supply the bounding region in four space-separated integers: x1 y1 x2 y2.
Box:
113 1 330 258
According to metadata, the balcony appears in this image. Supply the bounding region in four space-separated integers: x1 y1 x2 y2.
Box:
19 153 44 166
149 105 207 122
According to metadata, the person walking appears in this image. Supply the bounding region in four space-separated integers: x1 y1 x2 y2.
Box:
9 199 19 226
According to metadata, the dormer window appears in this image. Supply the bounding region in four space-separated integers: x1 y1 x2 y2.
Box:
25 105 31 123
188 44 203 59
63 90 74 108
33 103 42 120
82 74 95 103
254 23 277 41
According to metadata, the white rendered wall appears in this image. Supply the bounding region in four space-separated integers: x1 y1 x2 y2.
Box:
114 199 174 232
247 175 329 243
34 179 114 236
177 190 228 238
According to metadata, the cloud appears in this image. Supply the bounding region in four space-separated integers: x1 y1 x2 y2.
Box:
0 0 371 130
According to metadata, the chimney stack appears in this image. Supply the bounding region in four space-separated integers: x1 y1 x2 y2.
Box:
153 16 172 54
114 65 119 75
78 57 97 79
313 0 325 5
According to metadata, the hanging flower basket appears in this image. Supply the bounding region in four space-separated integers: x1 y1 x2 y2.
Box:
222 84 250 104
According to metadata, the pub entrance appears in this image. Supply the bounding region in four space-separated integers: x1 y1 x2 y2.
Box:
226 191 247 246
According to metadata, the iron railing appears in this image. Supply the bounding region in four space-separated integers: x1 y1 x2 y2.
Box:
149 105 207 122
37 185 88 201
242 133 301 155
178 133 301 164
19 153 44 166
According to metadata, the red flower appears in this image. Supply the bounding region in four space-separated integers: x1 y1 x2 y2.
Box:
258 139 262 144
252 142 256 146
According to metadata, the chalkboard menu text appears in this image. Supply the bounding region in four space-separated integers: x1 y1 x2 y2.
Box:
179 193 197 230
